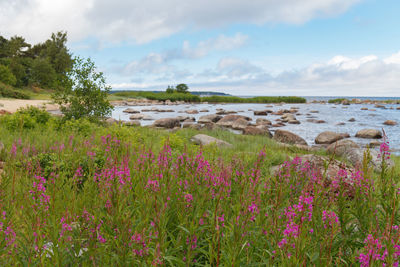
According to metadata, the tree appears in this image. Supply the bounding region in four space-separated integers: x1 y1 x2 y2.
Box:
176 83 189 93
52 57 112 121
166 85 175 94
30 58 57 88
0 64 17 86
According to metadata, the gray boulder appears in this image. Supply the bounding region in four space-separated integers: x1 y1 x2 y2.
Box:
123 108 140 114
315 131 349 145
273 129 307 145
243 126 272 137
198 114 222 123
153 118 181 128
327 139 360 156
216 115 251 127
191 134 232 148
232 118 249 130
355 129 382 139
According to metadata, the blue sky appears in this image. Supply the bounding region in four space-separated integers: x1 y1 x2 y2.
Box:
1 0 400 96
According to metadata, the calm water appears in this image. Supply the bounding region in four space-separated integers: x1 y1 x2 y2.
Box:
112 102 400 151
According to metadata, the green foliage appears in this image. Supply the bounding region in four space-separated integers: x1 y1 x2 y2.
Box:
328 98 346 103
0 32 72 89
176 83 189 93
112 91 201 102
52 57 112 121
166 86 175 94
201 95 307 103
0 64 17 86
0 82 30 99
0 106 51 130
30 58 57 88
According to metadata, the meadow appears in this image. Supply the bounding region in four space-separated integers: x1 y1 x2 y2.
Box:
0 107 399 266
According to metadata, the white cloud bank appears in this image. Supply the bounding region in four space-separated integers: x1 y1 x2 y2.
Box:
0 0 360 43
112 51 400 96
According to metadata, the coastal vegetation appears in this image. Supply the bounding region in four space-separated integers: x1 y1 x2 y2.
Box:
200 95 307 103
0 107 399 265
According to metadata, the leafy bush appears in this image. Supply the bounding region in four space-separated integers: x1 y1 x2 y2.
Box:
0 106 51 130
0 82 30 99
328 98 346 104
0 64 17 86
52 57 112 121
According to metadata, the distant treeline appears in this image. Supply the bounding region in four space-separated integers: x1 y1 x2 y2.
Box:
110 90 231 96
112 91 306 103
0 32 72 90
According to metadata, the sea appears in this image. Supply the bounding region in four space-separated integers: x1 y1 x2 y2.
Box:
111 96 400 153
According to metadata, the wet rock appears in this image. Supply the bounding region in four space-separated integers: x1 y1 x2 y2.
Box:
256 118 272 125
254 110 269 116
315 131 349 145
369 109 376 111
310 110 319 113
336 122 346 126
122 108 140 114
216 110 237 115
200 109 209 112
185 109 199 114
355 129 382 139
129 114 144 120
153 118 181 129
198 114 222 123
182 122 195 128
361 107 368 110
243 126 272 137
369 141 382 148
191 134 232 148
273 129 307 145
288 120 300 124
384 120 397 126
271 123 285 127
348 118 356 122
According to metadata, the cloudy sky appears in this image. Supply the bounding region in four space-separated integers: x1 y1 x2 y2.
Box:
1 0 400 96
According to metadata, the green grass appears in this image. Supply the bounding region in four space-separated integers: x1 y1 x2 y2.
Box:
200 95 307 103
0 107 400 265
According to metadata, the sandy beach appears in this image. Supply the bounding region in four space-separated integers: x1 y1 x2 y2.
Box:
0 99 59 113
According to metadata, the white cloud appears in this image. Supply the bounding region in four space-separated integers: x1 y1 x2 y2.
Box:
0 0 360 43
112 51 400 96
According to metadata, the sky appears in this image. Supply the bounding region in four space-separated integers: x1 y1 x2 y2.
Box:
1 0 400 96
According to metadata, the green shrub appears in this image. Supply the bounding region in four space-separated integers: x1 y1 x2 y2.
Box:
0 106 52 130
200 95 307 103
0 64 17 86
0 82 30 99
328 98 346 104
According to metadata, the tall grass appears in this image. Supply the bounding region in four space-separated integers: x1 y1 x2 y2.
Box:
0 108 399 265
111 91 201 102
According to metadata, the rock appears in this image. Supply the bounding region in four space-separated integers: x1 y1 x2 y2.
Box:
342 100 350 105
243 126 272 137
153 118 181 129
189 124 203 130
254 110 269 116
123 120 140 126
361 107 368 110
299 154 353 180
216 110 237 115
369 141 382 148
344 148 394 172
158 109 174 112
310 110 319 113
185 109 199 114
129 114 144 120
202 123 221 131
271 123 285 127
216 115 251 127
198 114 222 123
182 122 195 128
176 116 195 122
355 129 382 139
384 120 397 126
336 122 346 126
256 118 272 125
315 131 349 145
105 117 118 125
123 108 140 113
288 120 300 124
191 134 232 148
375 104 386 109
369 109 376 111
273 129 307 145
232 118 249 130
327 139 360 156
348 118 356 122
281 113 296 122
200 109 209 112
